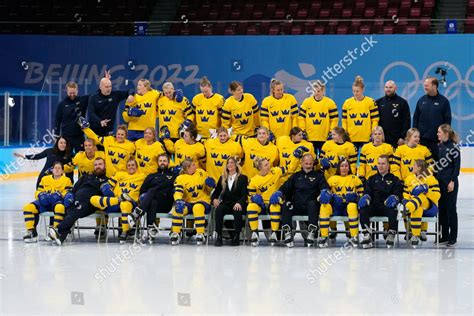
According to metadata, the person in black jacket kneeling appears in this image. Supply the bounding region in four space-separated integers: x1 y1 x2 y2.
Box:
358 154 403 249
212 157 248 247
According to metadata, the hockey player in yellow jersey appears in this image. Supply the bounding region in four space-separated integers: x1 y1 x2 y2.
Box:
399 160 441 248
358 126 395 183
320 127 358 180
260 79 298 138
392 128 434 180
134 127 167 175
90 159 146 243
221 81 260 137
122 79 163 141
192 77 225 139
204 127 243 181
247 154 301 247
64 139 105 178
238 126 279 178
342 76 379 151
299 80 339 152
158 82 194 141
23 162 73 243
79 118 135 178
317 159 364 248
171 159 215 246
163 125 206 169
276 126 316 183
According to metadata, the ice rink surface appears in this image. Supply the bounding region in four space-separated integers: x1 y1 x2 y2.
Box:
1 175 473 315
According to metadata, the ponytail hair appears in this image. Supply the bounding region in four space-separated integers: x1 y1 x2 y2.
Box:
270 78 283 95
353 75 365 89
200 76 212 88
439 124 459 144
332 126 351 143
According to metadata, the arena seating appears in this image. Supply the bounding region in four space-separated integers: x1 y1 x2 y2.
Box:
170 0 436 35
465 0 474 33
0 0 157 35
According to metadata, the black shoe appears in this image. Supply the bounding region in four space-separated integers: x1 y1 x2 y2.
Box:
23 229 38 243
446 240 457 247
230 233 240 246
49 227 64 246
215 234 223 247
437 237 449 245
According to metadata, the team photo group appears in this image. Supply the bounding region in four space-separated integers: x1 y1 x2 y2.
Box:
18 72 460 249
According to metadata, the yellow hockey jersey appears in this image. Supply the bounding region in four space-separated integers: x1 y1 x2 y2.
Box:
327 174 364 201
65 150 106 177
36 175 73 199
157 96 194 139
248 166 287 203
276 136 316 182
192 93 225 138
123 89 162 131
135 138 167 175
320 140 358 179
260 93 298 138
174 168 212 204
299 96 339 142
112 171 146 201
83 127 136 177
392 144 433 180
342 96 379 143
358 143 394 180
403 174 441 206
204 137 243 181
221 93 259 137
239 136 279 178
164 138 206 169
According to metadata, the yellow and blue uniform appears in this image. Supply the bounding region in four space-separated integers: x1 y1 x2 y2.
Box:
90 171 146 233
135 138 167 175
172 169 212 234
192 93 225 138
204 137 243 181
392 144 433 180
163 138 206 169
247 160 299 233
238 136 279 178
23 175 73 230
83 127 135 177
260 93 298 138
276 136 316 183
402 174 441 236
123 89 162 134
342 96 379 143
358 142 395 181
299 96 339 142
320 140 358 180
319 174 363 238
158 96 194 139
221 93 259 137
64 150 106 178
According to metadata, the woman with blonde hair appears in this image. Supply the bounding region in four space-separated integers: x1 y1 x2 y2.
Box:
436 124 460 247
342 75 379 152
399 159 440 248
260 79 298 138
299 80 339 153
211 157 248 247
392 127 433 181
134 127 167 175
358 126 395 183
123 79 163 141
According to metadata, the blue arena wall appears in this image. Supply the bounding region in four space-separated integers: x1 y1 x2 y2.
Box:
0 34 473 143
